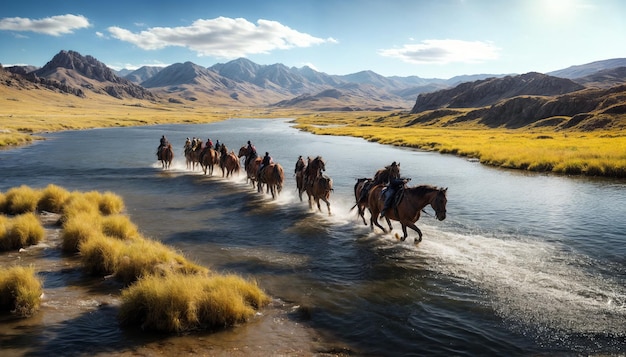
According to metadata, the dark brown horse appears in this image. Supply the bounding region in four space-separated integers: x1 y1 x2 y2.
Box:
367 184 447 243
294 156 306 201
238 145 262 188
257 163 284 199
352 162 401 225
200 147 219 176
219 147 240 178
158 144 174 169
306 175 333 215
304 156 326 186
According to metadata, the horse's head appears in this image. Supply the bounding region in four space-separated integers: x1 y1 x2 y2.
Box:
238 146 247 158
432 187 447 221
315 156 326 172
387 161 400 179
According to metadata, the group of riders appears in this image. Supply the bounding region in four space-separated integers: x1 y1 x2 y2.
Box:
157 135 411 219
157 135 274 180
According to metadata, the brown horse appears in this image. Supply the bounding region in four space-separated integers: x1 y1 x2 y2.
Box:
367 184 447 243
352 162 401 225
304 156 326 186
257 163 284 199
306 175 333 215
200 147 219 176
238 145 262 188
219 148 240 178
185 145 202 171
294 156 306 201
158 144 174 169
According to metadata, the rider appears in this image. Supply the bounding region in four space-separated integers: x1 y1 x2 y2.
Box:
380 176 411 219
294 155 305 174
245 140 257 170
258 152 273 178
215 139 221 152
157 135 169 156
206 138 213 149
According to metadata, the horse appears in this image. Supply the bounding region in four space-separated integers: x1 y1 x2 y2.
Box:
200 147 219 176
184 145 202 171
257 163 284 199
306 175 333 215
158 144 174 169
219 148 240 178
367 184 447 244
239 145 262 188
304 156 326 186
294 156 306 201
352 162 401 225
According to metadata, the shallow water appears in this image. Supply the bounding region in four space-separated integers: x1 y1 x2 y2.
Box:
0 119 624 356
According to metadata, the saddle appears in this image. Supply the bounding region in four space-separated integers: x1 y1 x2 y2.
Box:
382 185 406 216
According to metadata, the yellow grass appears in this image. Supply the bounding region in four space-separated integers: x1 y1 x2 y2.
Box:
37 184 72 213
0 213 45 250
1 185 42 214
0 184 270 331
0 265 43 317
61 210 102 252
294 112 626 178
118 273 269 332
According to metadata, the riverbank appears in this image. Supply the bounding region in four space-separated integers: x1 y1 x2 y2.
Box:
1 93 625 177
293 112 626 178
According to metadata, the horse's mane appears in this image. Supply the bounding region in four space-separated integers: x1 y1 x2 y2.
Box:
408 185 443 194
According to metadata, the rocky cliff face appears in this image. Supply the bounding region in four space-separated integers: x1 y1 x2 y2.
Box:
411 72 585 113
33 50 155 100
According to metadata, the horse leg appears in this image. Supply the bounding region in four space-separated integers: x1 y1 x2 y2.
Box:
385 217 393 232
322 197 331 216
403 222 423 243
316 198 322 212
368 209 387 233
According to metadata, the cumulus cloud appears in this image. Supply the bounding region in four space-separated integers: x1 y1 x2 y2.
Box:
107 16 336 58
378 39 500 64
0 14 90 36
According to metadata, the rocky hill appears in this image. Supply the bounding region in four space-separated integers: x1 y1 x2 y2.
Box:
547 58 626 79
411 72 585 112
29 50 155 100
123 66 163 84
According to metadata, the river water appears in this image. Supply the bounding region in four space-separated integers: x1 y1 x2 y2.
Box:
0 118 624 356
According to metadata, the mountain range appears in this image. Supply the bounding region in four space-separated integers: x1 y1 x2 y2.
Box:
2 50 626 130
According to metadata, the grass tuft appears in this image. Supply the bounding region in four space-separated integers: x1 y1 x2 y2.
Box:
0 213 45 250
0 265 43 317
118 273 269 332
37 184 71 213
2 185 42 214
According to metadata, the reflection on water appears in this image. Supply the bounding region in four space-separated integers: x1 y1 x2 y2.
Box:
0 119 625 356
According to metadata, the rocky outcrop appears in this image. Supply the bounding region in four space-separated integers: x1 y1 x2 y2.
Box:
411 72 585 113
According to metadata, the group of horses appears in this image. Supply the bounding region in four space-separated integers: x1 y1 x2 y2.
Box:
158 139 448 243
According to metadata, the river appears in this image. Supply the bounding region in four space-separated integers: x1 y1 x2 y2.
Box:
0 118 624 356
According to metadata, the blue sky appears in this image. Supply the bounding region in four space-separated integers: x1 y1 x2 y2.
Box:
0 0 624 79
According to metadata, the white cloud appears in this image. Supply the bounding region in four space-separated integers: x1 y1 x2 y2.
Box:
378 39 501 65
107 16 335 58
96 31 105 38
0 14 90 36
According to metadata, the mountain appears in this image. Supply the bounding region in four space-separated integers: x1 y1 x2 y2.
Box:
31 50 155 100
411 72 584 112
572 66 626 89
547 58 626 79
124 66 163 84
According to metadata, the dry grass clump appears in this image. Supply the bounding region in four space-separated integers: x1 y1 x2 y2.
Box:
37 184 71 213
0 213 45 251
61 211 102 252
79 232 126 276
112 239 209 285
1 185 42 214
0 265 43 317
101 214 140 240
118 273 269 332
